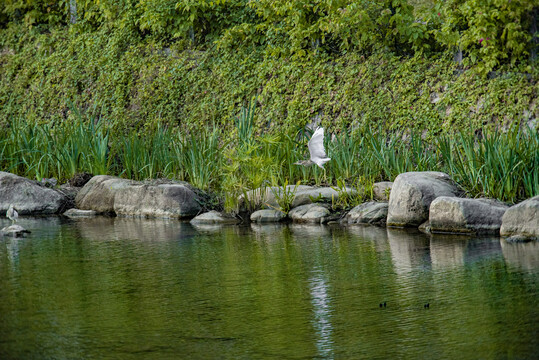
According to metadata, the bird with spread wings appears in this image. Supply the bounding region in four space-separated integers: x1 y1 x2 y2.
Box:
294 127 331 169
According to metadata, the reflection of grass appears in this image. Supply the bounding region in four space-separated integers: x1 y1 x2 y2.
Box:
1 106 537 205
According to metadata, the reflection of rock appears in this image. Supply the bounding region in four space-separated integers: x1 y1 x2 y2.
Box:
72 217 117 240
289 224 331 238
500 239 539 272
1 224 31 237
429 197 508 235
74 217 196 242
500 196 539 241
342 202 388 226
387 172 462 227
250 223 289 241
0 172 69 214
190 211 240 224
289 204 331 224
346 226 389 252
387 228 430 273
112 218 193 241
429 236 467 268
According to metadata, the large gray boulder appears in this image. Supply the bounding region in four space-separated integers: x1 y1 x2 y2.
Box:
75 175 133 213
76 176 202 218
114 180 201 219
387 172 462 227
342 202 388 226
0 172 69 214
190 211 239 225
250 209 286 223
500 196 539 241
289 203 331 224
429 197 508 235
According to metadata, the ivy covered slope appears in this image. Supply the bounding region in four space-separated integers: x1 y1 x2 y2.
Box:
0 0 538 136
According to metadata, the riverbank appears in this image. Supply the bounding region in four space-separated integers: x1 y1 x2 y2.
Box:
1 171 537 241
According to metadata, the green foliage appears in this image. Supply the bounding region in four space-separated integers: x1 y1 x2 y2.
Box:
270 180 300 214
438 0 536 75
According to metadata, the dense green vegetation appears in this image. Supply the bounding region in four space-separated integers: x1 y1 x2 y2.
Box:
0 1 538 210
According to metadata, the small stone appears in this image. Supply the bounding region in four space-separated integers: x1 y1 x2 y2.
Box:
289 204 331 224
250 209 286 223
190 211 240 225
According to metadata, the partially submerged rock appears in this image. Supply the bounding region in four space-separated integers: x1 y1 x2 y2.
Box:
250 209 286 223
342 201 388 226
429 197 508 235
289 203 331 224
63 208 98 218
114 180 201 219
0 172 69 215
387 171 463 228
190 211 240 225
75 175 134 213
76 176 202 218
1 224 30 237
500 196 539 241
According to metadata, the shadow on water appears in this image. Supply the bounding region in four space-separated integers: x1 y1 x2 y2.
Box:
0 218 537 359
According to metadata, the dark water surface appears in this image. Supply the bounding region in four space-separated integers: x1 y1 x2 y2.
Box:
0 217 537 359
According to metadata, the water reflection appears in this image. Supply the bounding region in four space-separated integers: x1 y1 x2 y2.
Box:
500 239 539 272
387 229 430 273
430 236 468 268
346 226 389 253
0 220 537 359
309 268 334 359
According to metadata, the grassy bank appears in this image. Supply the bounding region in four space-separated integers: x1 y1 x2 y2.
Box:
1 104 537 210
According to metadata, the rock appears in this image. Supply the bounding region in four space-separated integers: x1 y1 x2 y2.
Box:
289 203 331 224
373 182 393 201
69 172 93 187
190 211 239 225
342 202 388 226
1 224 31 237
40 178 58 188
250 209 286 223
63 208 98 218
387 171 463 228
0 172 69 215
500 196 539 241
291 187 354 208
114 180 201 219
75 175 134 213
429 197 509 235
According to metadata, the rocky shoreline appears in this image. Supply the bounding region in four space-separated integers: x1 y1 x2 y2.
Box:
0 171 537 241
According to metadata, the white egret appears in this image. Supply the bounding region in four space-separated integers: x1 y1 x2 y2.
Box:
7 204 18 225
294 127 331 169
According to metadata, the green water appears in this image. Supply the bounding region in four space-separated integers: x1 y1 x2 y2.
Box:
0 217 537 359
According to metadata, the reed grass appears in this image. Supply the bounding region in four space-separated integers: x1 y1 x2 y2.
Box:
0 106 536 205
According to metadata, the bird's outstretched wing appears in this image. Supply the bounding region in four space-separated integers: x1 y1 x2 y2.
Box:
308 127 328 161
